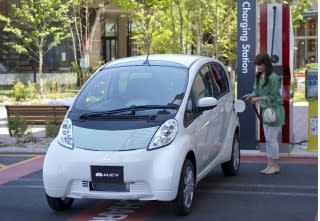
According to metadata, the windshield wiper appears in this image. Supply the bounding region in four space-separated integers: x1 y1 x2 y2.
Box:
80 104 178 119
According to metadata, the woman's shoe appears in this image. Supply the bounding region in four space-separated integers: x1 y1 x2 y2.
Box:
261 166 280 175
259 158 272 174
259 166 270 174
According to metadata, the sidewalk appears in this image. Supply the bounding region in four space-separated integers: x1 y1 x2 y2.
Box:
0 103 317 157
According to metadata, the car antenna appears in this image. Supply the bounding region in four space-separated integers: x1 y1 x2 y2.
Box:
143 50 150 65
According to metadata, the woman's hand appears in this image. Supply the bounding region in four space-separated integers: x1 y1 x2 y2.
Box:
242 94 254 101
249 97 260 104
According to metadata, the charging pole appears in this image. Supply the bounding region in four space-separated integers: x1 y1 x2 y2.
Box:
236 0 258 150
259 4 294 152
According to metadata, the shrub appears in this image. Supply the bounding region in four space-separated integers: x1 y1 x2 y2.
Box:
7 116 30 137
13 81 26 101
24 82 37 99
45 121 61 138
12 81 37 101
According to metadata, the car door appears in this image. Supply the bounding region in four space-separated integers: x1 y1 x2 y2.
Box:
183 65 222 172
210 63 232 151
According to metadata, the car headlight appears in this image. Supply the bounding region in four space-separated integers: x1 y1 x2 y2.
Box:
148 119 178 150
58 118 73 149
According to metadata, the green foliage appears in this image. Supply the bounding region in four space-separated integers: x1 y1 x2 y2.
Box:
45 121 60 138
13 81 37 101
2 0 71 74
25 82 37 99
12 81 26 101
7 116 30 137
111 0 237 66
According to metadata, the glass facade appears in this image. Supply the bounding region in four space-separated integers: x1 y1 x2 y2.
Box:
295 12 318 69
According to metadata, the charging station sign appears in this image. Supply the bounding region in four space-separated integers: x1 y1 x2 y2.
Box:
236 0 257 149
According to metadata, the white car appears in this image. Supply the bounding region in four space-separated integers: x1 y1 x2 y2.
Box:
43 54 243 216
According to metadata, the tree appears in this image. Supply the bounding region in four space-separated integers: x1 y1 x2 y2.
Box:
110 0 173 54
2 0 70 75
66 0 104 86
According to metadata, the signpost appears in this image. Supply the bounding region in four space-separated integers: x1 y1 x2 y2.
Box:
236 0 258 149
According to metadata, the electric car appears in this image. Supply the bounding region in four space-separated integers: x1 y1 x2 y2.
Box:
43 54 243 216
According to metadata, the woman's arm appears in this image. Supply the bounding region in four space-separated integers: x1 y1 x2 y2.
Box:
267 74 280 102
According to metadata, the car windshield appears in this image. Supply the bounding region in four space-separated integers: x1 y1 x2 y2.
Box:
74 65 188 115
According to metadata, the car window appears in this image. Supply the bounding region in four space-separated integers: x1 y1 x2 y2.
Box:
74 65 188 113
210 63 230 96
183 65 213 127
208 67 222 98
194 65 214 99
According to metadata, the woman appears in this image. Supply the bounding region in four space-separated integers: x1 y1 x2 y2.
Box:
243 53 285 175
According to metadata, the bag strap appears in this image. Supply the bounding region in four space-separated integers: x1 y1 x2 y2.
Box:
267 97 273 109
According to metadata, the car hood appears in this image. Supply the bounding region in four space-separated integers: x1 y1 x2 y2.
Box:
73 125 158 151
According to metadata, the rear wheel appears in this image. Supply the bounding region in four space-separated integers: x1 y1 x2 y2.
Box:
172 159 195 216
221 134 240 176
46 194 74 211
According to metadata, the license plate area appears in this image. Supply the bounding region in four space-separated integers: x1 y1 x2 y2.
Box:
91 165 124 184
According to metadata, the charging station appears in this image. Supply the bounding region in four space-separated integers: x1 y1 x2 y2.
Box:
259 3 294 152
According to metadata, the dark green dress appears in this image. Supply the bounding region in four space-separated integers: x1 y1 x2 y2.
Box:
253 72 285 127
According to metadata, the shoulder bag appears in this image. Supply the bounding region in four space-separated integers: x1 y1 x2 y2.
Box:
263 98 276 123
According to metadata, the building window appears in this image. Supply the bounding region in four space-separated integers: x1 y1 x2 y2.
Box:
104 18 117 37
294 12 318 69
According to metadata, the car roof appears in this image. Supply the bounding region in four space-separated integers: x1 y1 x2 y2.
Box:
103 54 214 69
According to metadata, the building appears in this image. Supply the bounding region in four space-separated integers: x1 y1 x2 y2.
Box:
0 1 133 73
295 11 318 69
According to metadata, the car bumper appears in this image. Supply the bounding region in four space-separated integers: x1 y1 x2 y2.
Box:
43 139 184 201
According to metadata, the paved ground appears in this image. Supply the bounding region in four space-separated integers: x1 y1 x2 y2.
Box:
0 154 317 221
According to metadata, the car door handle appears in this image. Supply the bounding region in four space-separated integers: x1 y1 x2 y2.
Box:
201 121 210 129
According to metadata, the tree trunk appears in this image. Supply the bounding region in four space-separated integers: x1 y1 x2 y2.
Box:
170 1 177 53
177 2 183 53
39 50 43 75
38 40 44 95
70 24 78 65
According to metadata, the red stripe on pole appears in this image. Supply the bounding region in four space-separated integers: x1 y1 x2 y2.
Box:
282 75 291 143
260 4 268 53
282 5 290 69
281 5 291 143
259 4 267 143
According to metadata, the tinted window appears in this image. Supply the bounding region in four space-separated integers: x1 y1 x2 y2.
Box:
184 65 214 127
211 63 229 95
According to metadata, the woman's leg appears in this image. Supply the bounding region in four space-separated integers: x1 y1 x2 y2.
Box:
261 124 281 174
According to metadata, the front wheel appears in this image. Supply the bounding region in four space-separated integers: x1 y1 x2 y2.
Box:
172 159 195 216
221 134 240 176
46 194 74 211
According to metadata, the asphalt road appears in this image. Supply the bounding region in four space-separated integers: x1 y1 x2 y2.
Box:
0 155 317 221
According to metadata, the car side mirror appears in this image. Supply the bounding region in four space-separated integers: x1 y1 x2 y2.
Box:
197 97 218 112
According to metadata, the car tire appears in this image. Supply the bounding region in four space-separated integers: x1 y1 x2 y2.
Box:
221 134 240 176
46 194 74 211
172 159 195 216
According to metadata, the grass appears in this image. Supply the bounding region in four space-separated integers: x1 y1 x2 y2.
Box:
0 88 78 105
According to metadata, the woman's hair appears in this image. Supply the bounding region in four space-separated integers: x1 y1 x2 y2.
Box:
254 53 273 87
